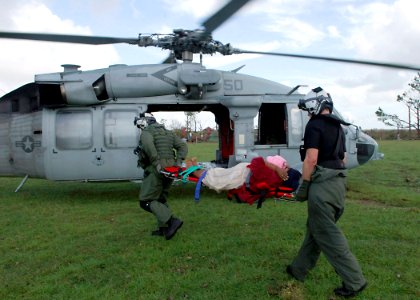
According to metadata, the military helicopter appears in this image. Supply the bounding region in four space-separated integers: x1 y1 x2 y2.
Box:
1 0 418 190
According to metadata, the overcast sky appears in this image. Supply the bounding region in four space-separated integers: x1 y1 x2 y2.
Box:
1 0 419 129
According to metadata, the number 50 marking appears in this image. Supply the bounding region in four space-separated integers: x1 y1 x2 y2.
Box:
224 79 243 91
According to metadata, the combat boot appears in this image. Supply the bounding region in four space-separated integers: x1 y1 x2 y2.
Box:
334 282 367 298
151 227 167 236
165 217 183 240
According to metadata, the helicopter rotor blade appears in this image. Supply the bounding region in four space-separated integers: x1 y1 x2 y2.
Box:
0 31 139 45
234 49 420 72
157 0 253 63
202 0 251 33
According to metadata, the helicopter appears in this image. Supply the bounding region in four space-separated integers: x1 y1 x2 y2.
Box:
1 0 418 190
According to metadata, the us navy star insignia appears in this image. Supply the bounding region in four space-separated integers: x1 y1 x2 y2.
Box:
15 136 41 153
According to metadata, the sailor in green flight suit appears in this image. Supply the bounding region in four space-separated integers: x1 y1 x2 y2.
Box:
135 114 188 240
287 87 367 298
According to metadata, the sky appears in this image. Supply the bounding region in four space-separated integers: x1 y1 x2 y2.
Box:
1 0 420 129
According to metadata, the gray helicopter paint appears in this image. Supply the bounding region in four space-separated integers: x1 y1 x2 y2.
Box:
0 62 383 181
1 112 45 178
35 64 181 104
34 64 297 106
0 102 380 181
0 114 13 175
151 65 178 87
43 105 143 181
222 72 292 96
126 73 148 77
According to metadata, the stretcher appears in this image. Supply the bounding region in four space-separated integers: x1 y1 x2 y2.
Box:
161 166 202 183
227 182 296 208
161 166 207 201
161 165 296 205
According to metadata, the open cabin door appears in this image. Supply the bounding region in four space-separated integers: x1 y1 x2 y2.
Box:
252 103 304 168
255 103 287 145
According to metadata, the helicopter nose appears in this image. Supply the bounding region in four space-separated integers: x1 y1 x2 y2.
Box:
356 133 384 165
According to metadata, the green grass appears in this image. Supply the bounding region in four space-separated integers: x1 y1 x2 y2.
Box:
347 140 420 208
0 141 419 299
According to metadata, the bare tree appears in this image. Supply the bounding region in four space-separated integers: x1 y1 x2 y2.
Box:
168 119 183 130
407 73 420 138
375 107 404 139
377 72 420 139
184 112 198 141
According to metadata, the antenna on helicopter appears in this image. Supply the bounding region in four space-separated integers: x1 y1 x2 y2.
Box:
287 85 308 96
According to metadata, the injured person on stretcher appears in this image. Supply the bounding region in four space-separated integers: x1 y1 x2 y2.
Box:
163 155 302 208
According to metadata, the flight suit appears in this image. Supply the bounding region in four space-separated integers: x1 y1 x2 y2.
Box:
289 166 366 291
289 114 366 292
138 122 188 228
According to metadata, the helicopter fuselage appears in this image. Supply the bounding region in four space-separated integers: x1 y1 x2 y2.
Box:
0 63 382 181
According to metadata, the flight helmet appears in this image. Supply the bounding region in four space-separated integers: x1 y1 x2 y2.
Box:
298 87 333 115
134 113 157 129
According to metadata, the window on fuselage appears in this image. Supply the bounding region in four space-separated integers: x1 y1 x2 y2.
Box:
104 110 139 149
56 110 93 150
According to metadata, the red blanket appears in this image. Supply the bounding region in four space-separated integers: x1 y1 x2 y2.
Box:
227 157 293 207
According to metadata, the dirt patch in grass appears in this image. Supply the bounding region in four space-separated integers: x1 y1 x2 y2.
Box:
267 281 304 299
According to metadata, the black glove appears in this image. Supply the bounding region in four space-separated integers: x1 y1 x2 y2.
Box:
295 180 310 202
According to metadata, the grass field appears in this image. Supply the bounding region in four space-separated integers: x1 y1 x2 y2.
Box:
0 140 419 299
